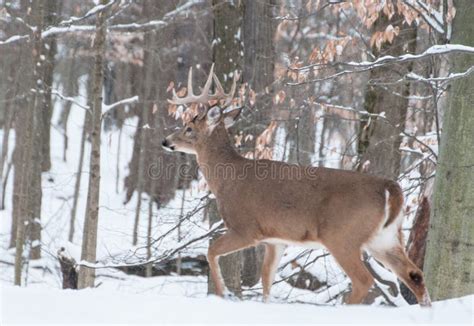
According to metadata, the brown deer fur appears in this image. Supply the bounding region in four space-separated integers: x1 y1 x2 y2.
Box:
163 67 431 306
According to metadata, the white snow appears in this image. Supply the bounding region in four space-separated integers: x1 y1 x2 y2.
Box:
1 285 472 325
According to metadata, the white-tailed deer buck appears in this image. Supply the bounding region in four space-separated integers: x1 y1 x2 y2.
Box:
163 64 432 306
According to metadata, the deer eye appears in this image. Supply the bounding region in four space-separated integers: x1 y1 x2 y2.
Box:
185 127 193 133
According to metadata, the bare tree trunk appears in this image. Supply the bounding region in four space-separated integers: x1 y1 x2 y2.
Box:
132 192 143 246
68 111 88 242
1 160 12 211
40 0 60 172
357 2 417 179
13 0 47 280
77 0 108 289
13 43 36 285
240 0 275 288
145 198 154 278
132 102 150 245
424 0 474 299
115 127 122 194
0 84 14 210
208 0 244 296
58 47 79 162
13 78 35 285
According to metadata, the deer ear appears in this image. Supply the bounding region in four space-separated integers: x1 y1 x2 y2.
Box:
206 106 222 127
223 107 242 129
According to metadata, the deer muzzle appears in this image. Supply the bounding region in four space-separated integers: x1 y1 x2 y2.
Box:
161 138 175 151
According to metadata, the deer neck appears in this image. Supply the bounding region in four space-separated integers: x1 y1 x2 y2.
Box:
195 124 242 194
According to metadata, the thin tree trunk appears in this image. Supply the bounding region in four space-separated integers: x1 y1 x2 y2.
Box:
68 111 88 242
424 0 474 299
145 198 154 277
77 0 108 289
0 92 14 210
115 127 122 194
58 47 78 162
1 160 12 211
132 192 143 246
40 0 60 172
176 188 186 275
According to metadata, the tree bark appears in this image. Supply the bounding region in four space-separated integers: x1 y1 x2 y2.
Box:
208 0 244 296
357 2 417 179
0 74 14 210
423 0 474 300
12 0 47 282
40 0 60 172
77 0 108 289
239 0 276 288
58 248 78 289
68 110 88 242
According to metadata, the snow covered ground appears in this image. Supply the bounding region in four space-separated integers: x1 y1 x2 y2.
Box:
1 285 472 325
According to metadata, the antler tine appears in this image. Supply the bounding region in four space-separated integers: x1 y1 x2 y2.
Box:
212 73 226 96
169 72 195 105
197 63 214 104
225 71 240 106
209 70 239 106
169 64 215 105
187 67 194 97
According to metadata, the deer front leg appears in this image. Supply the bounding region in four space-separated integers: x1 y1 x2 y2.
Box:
207 231 256 297
327 246 374 304
261 243 286 302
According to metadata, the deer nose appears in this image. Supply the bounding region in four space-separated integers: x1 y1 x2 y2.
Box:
162 138 175 151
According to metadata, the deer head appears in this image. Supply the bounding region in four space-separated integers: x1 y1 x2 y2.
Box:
162 64 242 155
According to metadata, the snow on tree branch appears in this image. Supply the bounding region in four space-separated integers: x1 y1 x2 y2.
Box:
51 90 90 111
101 95 139 119
52 91 139 118
289 44 474 85
0 0 206 46
55 0 118 27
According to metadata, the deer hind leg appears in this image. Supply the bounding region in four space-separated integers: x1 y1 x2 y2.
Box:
370 246 431 307
328 246 374 304
207 231 256 297
261 243 286 302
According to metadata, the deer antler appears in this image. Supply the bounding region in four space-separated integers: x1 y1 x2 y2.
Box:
169 64 240 107
169 64 215 105
210 71 240 106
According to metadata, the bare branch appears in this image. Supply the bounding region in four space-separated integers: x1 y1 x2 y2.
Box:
0 0 206 46
296 44 474 73
77 221 224 270
51 90 90 112
101 95 139 119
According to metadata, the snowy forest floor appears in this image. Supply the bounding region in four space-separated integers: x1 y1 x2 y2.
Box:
1 284 473 324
